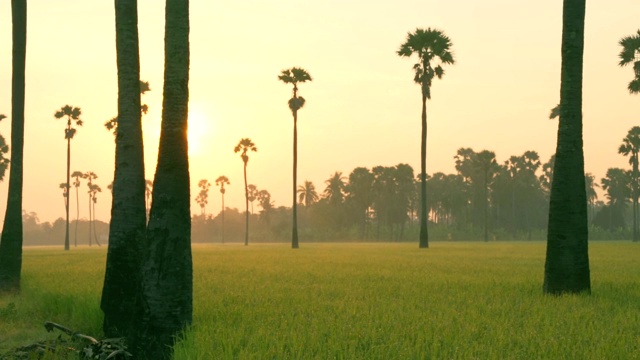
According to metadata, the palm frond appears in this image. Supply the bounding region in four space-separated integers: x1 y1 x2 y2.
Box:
628 78 640 94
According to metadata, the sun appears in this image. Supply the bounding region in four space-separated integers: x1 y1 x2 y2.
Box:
188 108 211 155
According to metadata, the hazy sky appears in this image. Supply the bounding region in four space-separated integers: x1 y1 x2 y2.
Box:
0 0 639 224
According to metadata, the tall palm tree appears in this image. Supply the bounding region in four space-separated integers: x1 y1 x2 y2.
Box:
0 0 26 292
398 28 455 249
544 0 590 295
71 171 83 247
234 138 257 246
137 0 192 355
84 171 98 246
618 30 640 93
215 175 230 244
54 105 83 251
297 180 319 208
279 67 312 249
618 126 640 241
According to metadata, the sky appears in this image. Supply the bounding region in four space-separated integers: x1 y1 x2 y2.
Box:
0 0 639 225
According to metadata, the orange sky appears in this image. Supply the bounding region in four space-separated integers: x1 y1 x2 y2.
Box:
0 0 639 224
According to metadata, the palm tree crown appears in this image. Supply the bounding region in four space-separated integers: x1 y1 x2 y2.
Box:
215 175 230 194
234 138 257 164
618 30 640 93
278 67 312 112
54 105 83 139
297 180 319 207
397 28 455 99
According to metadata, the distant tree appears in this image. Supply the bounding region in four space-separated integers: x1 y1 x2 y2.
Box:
346 167 374 238
398 28 455 248
195 179 211 217
83 171 98 246
544 0 590 295
618 126 640 241
279 67 312 249
105 80 151 136
54 105 82 251
71 171 83 247
247 184 258 214
137 0 192 356
59 183 68 213
585 172 599 225
618 30 640 93
0 0 27 293
215 176 230 244
0 115 9 180
234 138 257 246
474 150 499 242
89 183 102 246
257 189 274 223
323 172 347 206
598 168 631 229
298 180 319 208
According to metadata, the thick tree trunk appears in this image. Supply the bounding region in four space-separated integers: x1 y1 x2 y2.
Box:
292 110 299 249
419 94 429 248
136 0 192 357
0 0 26 292
101 0 146 342
543 0 591 295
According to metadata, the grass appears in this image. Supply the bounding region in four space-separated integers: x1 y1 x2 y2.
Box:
1 242 639 359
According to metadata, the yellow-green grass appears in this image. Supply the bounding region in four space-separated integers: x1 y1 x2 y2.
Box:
1 242 639 359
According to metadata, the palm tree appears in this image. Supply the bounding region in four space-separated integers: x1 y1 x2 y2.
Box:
0 0 26 292
543 0 590 295
71 171 83 247
618 30 640 93
279 67 312 249
234 138 257 246
247 184 258 214
474 150 499 242
136 0 192 356
297 180 319 208
398 28 455 249
54 105 83 251
215 176 230 244
59 183 68 211
89 183 102 246
195 179 211 217
324 172 347 205
83 171 98 246
618 126 640 241
584 173 599 225
105 80 151 136
0 115 9 180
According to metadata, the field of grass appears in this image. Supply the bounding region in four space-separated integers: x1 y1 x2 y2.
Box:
1 241 639 359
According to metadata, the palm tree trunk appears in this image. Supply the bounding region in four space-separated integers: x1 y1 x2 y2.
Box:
484 171 488 242
136 0 192 356
0 0 26 292
88 195 92 246
221 193 225 244
633 160 638 242
75 186 79 246
92 201 100 246
543 0 590 295
244 161 249 246
65 131 71 250
292 110 300 249
419 94 429 248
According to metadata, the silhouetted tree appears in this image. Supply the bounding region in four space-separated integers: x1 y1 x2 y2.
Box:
346 168 374 238
324 172 347 206
298 180 319 208
89 183 102 246
71 171 83 247
544 0 591 295
0 0 26 292
618 30 640 93
195 179 210 217
618 126 640 241
83 171 98 246
215 176 230 244
257 189 274 223
247 184 258 214
598 168 631 230
234 138 257 246
136 0 191 357
474 150 499 241
279 67 312 249
585 172 599 225
398 28 455 248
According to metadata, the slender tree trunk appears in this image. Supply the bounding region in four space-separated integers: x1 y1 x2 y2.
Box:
0 0 26 292
484 171 488 242
88 195 92 246
633 158 638 242
101 0 146 342
136 0 192 356
292 110 299 249
65 135 71 251
93 201 101 246
419 94 429 248
221 193 225 244
543 0 590 295
244 161 249 246
75 186 79 246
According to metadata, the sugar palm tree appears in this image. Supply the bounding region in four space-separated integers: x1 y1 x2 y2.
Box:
618 30 640 93
215 175 230 244
297 180 318 208
83 171 98 246
398 28 455 249
618 126 640 241
234 138 257 246
54 105 83 251
71 171 83 247
0 0 27 292
89 183 102 246
247 184 258 214
195 179 210 217
544 0 590 295
137 0 191 356
279 67 312 249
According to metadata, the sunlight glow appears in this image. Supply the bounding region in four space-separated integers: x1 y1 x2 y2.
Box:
188 108 211 155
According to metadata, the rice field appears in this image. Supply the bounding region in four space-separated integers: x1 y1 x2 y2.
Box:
1 241 639 359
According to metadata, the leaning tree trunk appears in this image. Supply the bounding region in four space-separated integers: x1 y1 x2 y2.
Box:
101 0 146 342
136 0 192 357
292 109 299 249
419 93 429 248
543 0 591 295
0 0 26 292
